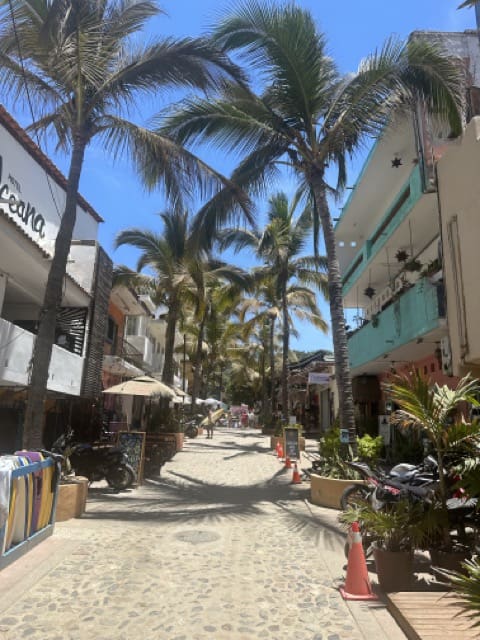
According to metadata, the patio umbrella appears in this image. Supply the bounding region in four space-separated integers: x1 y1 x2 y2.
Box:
203 397 221 406
102 375 175 398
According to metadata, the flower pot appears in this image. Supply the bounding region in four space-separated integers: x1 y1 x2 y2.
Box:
373 547 414 592
310 473 364 510
55 477 89 522
430 548 471 575
174 432 184 452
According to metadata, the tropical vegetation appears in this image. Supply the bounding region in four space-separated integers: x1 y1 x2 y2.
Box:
158 0 464 443
0 0 244 447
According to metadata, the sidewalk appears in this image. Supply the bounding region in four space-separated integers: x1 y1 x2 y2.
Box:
0 429 405 639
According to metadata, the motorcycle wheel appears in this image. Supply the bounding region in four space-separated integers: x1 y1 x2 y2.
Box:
185 424 199 439
340 484 370 511
106 464 135 490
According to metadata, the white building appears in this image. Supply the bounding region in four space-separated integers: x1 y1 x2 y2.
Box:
0 106 111 451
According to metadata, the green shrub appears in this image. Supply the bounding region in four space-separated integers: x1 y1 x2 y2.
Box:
317 428 358 479
357 434 383 464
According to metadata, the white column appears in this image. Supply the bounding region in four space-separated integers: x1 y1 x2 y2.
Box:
0 273 7 315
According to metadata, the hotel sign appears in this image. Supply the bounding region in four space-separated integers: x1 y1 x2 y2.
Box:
0 155 47 239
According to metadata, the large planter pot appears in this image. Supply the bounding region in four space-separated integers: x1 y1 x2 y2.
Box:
310 473 364 510
430 548 471 575
174 432 184 452
373 547 414 592
55 477 89 522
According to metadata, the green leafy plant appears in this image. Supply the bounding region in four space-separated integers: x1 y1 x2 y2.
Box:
317 428 358 479
404 259 422 272
357 434 383 464
339 499 428 552
387 371 480 549
438 558 480 626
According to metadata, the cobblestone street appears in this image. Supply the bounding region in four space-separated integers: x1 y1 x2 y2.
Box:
0 430 405 639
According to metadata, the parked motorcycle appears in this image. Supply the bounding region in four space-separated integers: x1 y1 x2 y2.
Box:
340 456 439 511
51 429 136 490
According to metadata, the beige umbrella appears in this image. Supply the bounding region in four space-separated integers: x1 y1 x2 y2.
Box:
102 375 175 398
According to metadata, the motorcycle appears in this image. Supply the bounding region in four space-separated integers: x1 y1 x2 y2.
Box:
341 457 478 556
51 429 136 491
340 456 439 511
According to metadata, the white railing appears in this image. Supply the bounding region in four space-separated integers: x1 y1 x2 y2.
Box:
0 318 83 394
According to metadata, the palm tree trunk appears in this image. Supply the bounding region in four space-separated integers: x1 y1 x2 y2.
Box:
261 327 267 425
270 315 276 420
23 133 87 449
191 313 206 409
162 293 179 386
311 173 356 445
281 288 289 421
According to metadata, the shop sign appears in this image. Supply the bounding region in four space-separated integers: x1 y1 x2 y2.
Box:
308 372 330 385
0 155 46 239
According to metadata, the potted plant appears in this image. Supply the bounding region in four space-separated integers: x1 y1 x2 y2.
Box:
310 427 363 509
437 558 480 624
339 499 426 591
404 258 422 272
387 371 480 569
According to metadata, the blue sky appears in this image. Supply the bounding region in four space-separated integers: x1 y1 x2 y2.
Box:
9 0 476 352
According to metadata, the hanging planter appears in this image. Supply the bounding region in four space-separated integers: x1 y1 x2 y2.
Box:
364 286 376 299
395 249 409 263
404 258 422 272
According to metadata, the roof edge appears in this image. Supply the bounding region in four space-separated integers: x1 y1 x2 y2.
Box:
0 105 103 223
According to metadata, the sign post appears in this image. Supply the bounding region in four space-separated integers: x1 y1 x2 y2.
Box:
283 427 300 461
117 431 146 485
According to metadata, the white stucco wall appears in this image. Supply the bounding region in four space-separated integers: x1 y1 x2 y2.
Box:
0 124 99 261
0 318 83 393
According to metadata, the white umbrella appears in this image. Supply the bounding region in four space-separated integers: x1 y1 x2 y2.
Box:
203 397 221 406
102 375 175 398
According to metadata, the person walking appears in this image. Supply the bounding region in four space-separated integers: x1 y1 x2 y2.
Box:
206 409 214 439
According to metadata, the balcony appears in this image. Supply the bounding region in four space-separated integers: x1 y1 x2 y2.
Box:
0 318 83 393
103 339 144 377
347 278 446 373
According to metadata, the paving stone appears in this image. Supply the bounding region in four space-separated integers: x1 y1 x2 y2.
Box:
0 429 405 640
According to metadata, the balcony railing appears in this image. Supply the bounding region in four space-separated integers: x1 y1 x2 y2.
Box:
0 318 83 393
347 277 445 371
342 165 423 295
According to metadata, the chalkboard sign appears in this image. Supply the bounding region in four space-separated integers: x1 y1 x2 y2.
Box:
117 431 146 485
284 427 300 461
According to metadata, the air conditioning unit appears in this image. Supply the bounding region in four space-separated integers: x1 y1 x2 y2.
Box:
441 336 452 376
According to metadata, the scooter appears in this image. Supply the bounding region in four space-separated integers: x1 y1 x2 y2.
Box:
51 429 136 490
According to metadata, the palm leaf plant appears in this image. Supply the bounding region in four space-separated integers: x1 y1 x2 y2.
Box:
0 0 246 447
438 558 480 626
156 1 464 445
387 371 480 548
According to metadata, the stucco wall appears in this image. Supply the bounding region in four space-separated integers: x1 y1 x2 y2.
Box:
437 117 480 376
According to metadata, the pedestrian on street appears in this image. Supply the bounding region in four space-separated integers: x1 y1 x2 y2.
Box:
206 409 214 439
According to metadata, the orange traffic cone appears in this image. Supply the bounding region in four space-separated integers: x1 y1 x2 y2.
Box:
339 522 378 601
275 441 281 456
284 455 292 469
277 443 284 459
291 462 302 484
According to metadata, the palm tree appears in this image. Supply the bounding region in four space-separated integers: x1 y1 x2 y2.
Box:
221 191 328 420
159 1 463 443
115 210 193 387
0 0 244 447
175 259 251 407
